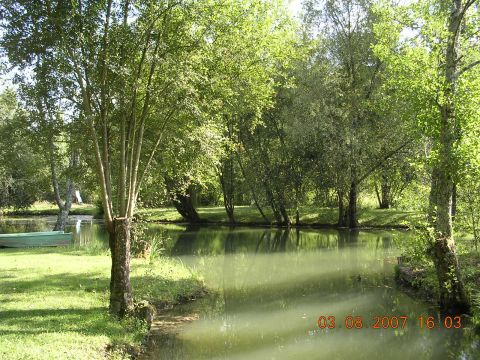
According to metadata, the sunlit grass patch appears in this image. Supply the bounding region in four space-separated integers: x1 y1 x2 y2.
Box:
0 248 203 360
137 205 422 228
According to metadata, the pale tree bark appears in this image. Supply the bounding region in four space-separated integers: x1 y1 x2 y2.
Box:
428 0 474 315
220 120 236 225
219 159 236 225
49 140 78 232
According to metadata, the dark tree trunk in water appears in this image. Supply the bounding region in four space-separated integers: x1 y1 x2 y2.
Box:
109 217 133 317
428 0 470 315
219 173 235 225
173 189 200 223
343 181 358 228
164 176 200 223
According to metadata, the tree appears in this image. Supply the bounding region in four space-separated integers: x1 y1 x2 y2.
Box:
1 0 300 317
301 0 413 227
374 0 480 313
0 90 48 211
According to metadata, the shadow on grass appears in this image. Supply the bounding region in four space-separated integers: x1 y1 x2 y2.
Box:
1 267 202 305
0 307 119 336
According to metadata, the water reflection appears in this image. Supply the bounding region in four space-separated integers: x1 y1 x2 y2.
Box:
145 227 479 360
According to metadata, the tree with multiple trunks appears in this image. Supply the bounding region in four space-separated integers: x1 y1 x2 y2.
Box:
1 0 300 317
301 0 414 228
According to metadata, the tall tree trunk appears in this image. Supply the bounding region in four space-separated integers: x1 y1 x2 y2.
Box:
278 201 291 227
235 151 270 224
49 143 77 231
374 183 382 209
219 160 235 225
265 185 282 224
379 174 391 209
109 217 133 317
337 190 347 227
429 165 469 313
428 0 470 315
344 181 358 228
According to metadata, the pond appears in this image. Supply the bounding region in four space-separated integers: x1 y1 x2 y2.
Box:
1 217 479 359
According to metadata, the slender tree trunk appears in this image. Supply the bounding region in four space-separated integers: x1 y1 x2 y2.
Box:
265 185 282 224
278 201 291 227
380 174 391 209
109 217 134 317
49 143 77 231
235 151 269 223
428 0 470 315
337 190 347 227
344 181 358 228
219 170 235 225
374 183 382 209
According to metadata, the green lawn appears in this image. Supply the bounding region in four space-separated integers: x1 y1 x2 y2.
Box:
3 202 98 217
137 205 424 228
4 202 424 228
0 248 203 360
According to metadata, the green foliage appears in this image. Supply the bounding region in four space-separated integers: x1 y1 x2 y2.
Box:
394 227 433 265
0 90 49 209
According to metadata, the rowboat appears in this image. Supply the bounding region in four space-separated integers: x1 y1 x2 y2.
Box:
0 231 73 248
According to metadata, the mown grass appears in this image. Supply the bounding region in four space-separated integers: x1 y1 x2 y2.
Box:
4 202 424 228
0 247 203 360
137 205 424 228
3 202 98 217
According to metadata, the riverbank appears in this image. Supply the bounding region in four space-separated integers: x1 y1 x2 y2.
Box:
2 202 98 217
3 203 424 229
0 247 204 360
396 252 480 327
137 205 424 228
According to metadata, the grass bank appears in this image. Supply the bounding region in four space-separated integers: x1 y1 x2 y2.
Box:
0 247 204 360
4 202 424 228
137 205 424 228
3 202 98 217
396 251 480 327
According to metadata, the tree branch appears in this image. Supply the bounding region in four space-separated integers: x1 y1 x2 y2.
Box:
457 59 480 77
